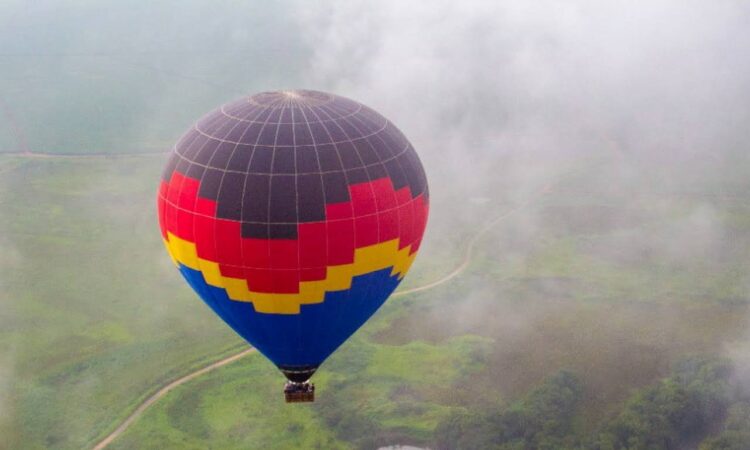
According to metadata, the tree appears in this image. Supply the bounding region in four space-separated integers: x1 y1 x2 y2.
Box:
433 371 583 450
588 356 733 450
700 402 750 450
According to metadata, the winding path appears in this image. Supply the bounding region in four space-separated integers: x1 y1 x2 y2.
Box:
92 349 254 450
91 194 543 449
392 203 527 298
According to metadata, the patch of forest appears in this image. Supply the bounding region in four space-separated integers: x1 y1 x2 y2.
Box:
432 356 750 450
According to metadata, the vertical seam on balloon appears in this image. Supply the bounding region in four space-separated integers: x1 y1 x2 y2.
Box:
356 114 403 258
199 104 249 291
297 103 329 354
389 137 418 260
237 102 276 348
236 108 264 293
336 111 388 328
348 112 402 298
303 103 357 337
315 103 382 335
290 105 303 353
397 141 422 256
230 110 260 309
334 107 381 311
266 105 285 313
351 114 397 313
370 126 414 253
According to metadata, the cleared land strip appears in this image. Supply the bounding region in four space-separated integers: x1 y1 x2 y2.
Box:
91 193 543 449
92 349 254 450
392 203 526 297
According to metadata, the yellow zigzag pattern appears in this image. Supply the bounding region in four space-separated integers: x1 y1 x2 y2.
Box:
164 232 417 314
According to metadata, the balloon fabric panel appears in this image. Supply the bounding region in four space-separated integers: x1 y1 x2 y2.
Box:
157 90 428 380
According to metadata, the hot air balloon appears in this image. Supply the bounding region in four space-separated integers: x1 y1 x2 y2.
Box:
157 90 429 401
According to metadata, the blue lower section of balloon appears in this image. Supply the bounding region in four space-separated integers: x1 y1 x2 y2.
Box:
177 265 401 368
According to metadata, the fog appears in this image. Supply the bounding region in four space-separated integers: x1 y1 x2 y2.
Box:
293 1 750 317
2 0 750 447
296 0 749 158
289 0 750 298
290 3 750 429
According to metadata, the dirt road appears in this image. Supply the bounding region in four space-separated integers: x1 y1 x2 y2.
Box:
91 195 540 449
92 349 254 450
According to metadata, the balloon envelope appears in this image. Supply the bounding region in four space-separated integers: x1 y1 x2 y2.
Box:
157 90 429 381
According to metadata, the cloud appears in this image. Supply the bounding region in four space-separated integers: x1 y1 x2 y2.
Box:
293 0 750 165
290 1 750 397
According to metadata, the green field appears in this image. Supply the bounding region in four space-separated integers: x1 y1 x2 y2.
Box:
2 1 750 449
2 151 750 449
0 152 487 449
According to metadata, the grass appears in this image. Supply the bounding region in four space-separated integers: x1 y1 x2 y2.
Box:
100 151 750 448
0 155 248 449
109 355 348 450
109 335 490 449
2 149 750 449
2 3 749 447
0 152 482 449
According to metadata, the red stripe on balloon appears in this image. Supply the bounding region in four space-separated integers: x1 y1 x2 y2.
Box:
157 170 428 294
